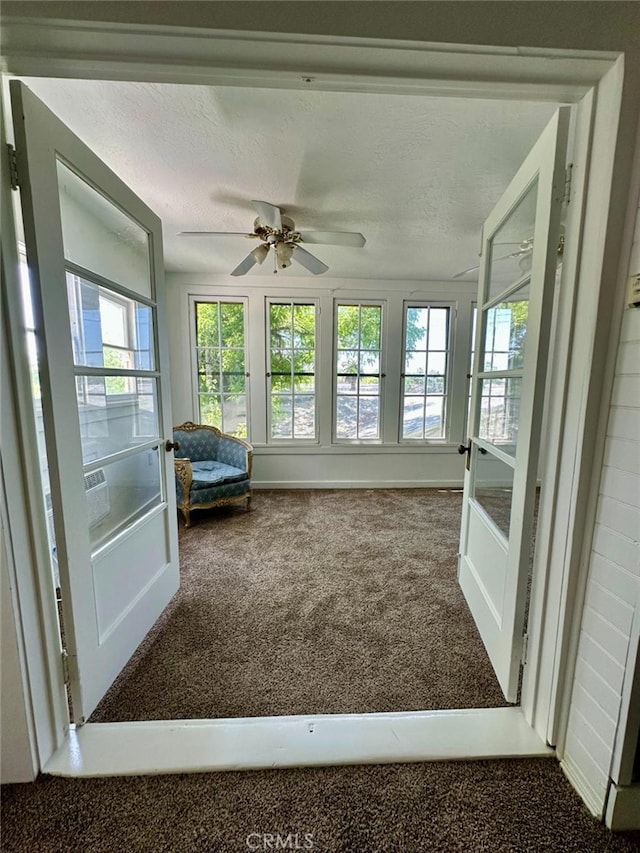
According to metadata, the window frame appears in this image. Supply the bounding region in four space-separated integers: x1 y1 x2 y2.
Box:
190 295 250 439
265 297 320 444
333 299 386 444
399 300 455 444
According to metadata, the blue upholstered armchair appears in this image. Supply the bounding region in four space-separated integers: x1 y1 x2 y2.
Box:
172 422 253 527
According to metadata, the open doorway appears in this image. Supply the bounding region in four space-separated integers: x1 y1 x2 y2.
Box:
10 76 565 727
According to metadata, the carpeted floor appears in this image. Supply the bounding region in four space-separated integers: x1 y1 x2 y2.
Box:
90 489 507 722
2 759 640 852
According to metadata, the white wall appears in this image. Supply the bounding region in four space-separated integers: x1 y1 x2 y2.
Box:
166 273 477 488
562 202 640 816
0 487 37 783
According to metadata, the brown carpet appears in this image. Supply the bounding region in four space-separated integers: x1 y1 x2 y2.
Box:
3 760 640 852
90 489 507 722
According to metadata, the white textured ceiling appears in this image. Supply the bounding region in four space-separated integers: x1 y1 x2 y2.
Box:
21 79 560 281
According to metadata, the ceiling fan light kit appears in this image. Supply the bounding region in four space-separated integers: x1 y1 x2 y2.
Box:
180 200 366 277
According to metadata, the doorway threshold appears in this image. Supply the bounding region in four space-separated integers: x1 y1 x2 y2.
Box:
44 706 553 778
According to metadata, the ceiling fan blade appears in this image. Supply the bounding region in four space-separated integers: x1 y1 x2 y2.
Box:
292 245 329 275
251 200 282 231
297 231 366 248
230 253 259 277
452 250 530 279
179 231 253 238
452 262 480 279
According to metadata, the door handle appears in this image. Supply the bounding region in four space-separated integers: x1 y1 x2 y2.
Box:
458 441 471 471
165 440 180 452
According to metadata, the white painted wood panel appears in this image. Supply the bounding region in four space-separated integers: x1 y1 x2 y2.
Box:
572 684 617 746
563 198 640 814
577 634 626 694
591 523 639 573
581 606 632 667
599 466 640 510
573 656 624 721
604 437 640 476
615 341 640 374
596 495 640 541
589 552 639 603
562 733 610 815
584 580 635 636
619 303 640 341
569 708 617 772
611 374 640 408
93 511 171 640
607 406 640 442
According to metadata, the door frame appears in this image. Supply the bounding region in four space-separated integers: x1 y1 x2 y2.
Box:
1 19 638 775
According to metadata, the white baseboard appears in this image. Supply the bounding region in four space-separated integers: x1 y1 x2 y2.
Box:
44 706 551 778
605 783 640 830
253 481 464 489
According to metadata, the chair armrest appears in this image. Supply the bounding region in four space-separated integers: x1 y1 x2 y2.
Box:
217 434 253 477
174 457 193 499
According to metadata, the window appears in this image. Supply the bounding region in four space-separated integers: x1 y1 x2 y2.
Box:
67 275 150 395
99 293 135 393
268 301 317 440
335 303 383 440
401 305 450 440
194 300 247 437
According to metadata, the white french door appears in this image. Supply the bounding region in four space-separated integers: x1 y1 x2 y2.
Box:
11 81 180 723
458 107 570 703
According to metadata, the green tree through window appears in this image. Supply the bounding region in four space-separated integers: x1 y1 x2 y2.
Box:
269 302 316 439
335 303 383 439
195 301 247 437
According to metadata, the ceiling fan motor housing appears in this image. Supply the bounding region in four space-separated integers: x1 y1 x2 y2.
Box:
254 214 297 242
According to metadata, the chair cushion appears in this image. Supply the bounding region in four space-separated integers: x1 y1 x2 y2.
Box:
190 461 248 489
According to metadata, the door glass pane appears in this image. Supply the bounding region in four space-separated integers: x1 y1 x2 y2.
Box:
473 450 515 539
57 161 151 298
487 180 538 302
478 377 522 456
75 376 158 463
87 449 162 552
66 273 155 370
483 282 530 371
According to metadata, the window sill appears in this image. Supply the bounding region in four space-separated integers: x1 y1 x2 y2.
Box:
252 443 461 455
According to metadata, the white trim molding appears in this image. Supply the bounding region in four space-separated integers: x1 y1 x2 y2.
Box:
605 784 640 831
43 707 552 778
0 17 617 100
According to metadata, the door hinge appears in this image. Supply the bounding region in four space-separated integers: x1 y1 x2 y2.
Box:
562 163 573 205
7 144 19 191
521 632 529 666
61 649 71 686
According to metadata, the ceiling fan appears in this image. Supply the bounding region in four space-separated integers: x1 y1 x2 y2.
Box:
453 234 564 280
180 200 366 276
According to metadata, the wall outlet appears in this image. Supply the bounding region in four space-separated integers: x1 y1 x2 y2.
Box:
627 273 640 308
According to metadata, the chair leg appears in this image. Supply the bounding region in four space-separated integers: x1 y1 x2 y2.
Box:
246 495 252 511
